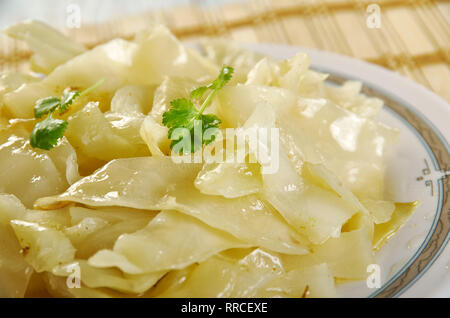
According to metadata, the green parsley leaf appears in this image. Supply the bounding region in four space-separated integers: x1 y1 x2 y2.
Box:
60 91 81 113
210 65 234 90
190 86 209 100
163 98 199 132
30 115 68 151
34 96 61 118
30 78 104 150
162 99 220 153
190 66 234 100
162 66 232 153
201 114 222 145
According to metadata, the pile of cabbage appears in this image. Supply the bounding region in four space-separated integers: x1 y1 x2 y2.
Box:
0 21 416 298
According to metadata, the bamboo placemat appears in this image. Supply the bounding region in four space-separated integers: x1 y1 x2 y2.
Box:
1 0 449 102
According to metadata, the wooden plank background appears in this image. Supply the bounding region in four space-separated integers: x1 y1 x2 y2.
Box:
1 0 449 102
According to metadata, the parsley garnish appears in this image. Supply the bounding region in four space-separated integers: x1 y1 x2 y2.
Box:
30 79 104 150
162 66 233 153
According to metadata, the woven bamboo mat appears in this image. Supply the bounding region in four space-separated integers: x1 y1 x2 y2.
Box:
1 0 449 102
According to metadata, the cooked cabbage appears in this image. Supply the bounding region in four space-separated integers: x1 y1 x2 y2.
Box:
53 260 165 294
65 102 149 162
110 85 155 115
150 249 336 298
0 22 417 298
201 39 266 84
0 125 79 208
10 220 76 273
88 210 248 274
36 157 309 255
373 202 419 250
5 20 86 74
194 162 262 198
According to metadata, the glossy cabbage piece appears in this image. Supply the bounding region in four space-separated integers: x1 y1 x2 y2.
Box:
65 102 149 163
132 26 218 85
201 39 266 84
303 162 369 215
89 210 248 274
5 20 86 75
0 195 33 298
217 84 294 128
0 125 79 208
35 157 201 209
0 116 7 130
285 97 398 200
216 84 398 200
22 209 71 230
139 115 170 156
246 58 279 86
277 53 328 97
108 87 155 157
0 134 64 208
3 24 217 119
30 204 154 266
105 112 149 154
0 223 34 298
262 150 358 244
361 198 396 224
0 72 40 93
0 194 163 296
373 201 419 250
0 193 71 229
0 72 40 115
242 103 359 244
159 187 309 255
151 249 336 298
245 53 328 97
243 49 381 116
82 220 157 260
325 81 383 119
302 149 400 227
110 85 155 115
35 157 309 255
64 217 110 247
0 197 67 298
2 38 134 118
194 162 262 198
65 206 157 260
280 226 374 280
0 195 76 296
10 220 76 273
53 260 165 294
69 206 157 225
259 263 336 298
191 104 267 199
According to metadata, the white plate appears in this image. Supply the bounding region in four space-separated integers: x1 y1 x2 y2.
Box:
239 43 450 298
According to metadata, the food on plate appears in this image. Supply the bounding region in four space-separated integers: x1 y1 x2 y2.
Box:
0 21 417 298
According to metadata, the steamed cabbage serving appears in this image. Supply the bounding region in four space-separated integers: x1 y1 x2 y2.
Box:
0 21 417 298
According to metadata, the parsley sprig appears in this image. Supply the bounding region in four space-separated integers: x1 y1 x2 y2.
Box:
30 79 104 150
162 66 233 153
